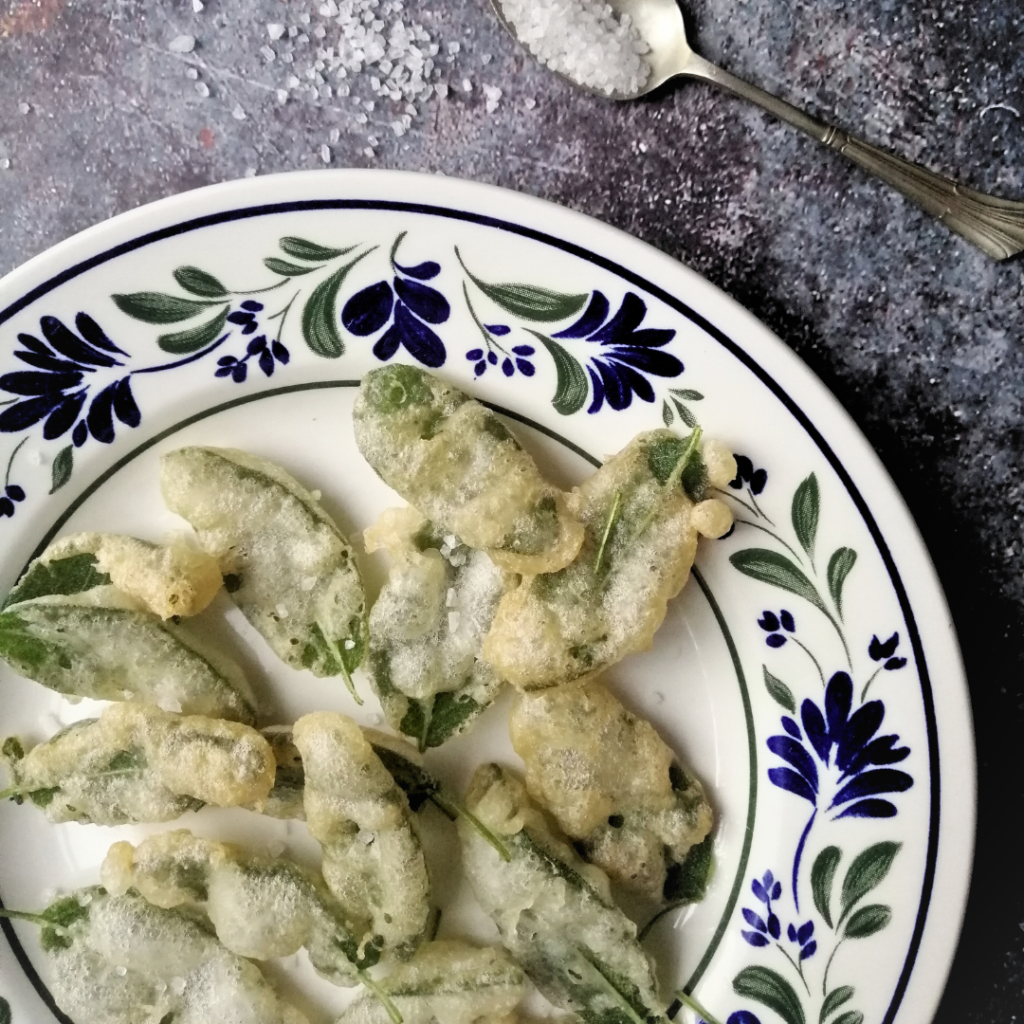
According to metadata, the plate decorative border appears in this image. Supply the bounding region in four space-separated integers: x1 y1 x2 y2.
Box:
0 173 972 1024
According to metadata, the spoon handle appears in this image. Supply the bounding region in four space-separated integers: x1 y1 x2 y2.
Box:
682 55 1024 260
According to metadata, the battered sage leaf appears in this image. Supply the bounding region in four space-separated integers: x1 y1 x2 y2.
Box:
292 712 431 958
102 830 390 990
459 764 670 1024
161 446 368 701
0 596 256 724
1 704 275 824
336 940 527 1024
483 430 736 691
353 365 583 574
0 887 310 1024
364 507 509 749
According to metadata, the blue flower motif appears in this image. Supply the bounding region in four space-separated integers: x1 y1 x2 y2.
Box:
466 340 536 379
730 454 768 495
869 632 907 671
342 249 448 368
226 300 264 335
0 314 138 448
741 870 782 947
767 671 912 820
728 1014 762 1024
215 335 290 384
787 919 817 960
0 483 26 518
552 291 682 413
758 609 795 648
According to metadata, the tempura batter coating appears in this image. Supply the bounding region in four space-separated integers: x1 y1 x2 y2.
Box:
7 533 221 620
336 940 527 1024
1 703 275 824
509 683 713 899
0 584 256 723
161 447 367 685
483 430 736 691
292 711 431 958
364 507 508 748
458 764 665 1024
353 366 583 574
102 830 379 985
40 888 308 1024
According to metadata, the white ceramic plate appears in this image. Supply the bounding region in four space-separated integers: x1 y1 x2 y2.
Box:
0 171 974 1024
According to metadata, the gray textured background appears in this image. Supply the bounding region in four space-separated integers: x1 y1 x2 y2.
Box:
1 0 1022 1019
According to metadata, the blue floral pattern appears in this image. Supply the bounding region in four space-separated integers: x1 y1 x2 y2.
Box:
553 291 683 412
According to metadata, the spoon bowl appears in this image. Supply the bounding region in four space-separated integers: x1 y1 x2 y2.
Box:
489 0 1024 259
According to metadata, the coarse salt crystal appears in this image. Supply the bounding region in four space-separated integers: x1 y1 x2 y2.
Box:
261 45 276 62
192 0 204 11
497 0 652 96
276 88 289 103
329 127 340 143
17 102 30 114
232 103 246 120
267 23 285 40
321 144 332 163
194 81 210 97
168 34 195 53
0 158 10 170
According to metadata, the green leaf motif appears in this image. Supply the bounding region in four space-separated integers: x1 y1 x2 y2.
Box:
662 400 673 427
173 266 228 298
832 1013 864 1024
0 996 11 1024
819 988 855 1024
763 666 796 713
279 236 353 262
264 257 318 277
112 292 217 324
460 253 588 321
531 333 589 415
843 904 891 939
158 306 229 354
672 398 698 428
302 251 373 358
792 474 820 559
670 388 704 401
811 846 842 928
302 266 349 358
481 282 587 322
729 548 826 614
3 554 110 611
733 966 806 1024
827 548 858 619
49 445 73 494
839 841 900 924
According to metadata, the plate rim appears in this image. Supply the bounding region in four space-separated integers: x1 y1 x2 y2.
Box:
0 169 976 1024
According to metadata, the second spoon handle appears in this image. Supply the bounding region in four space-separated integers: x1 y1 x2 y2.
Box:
682 53 1024 260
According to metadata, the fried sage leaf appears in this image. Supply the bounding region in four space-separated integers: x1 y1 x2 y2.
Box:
0 703 275 824
293 711 431 958
255 725 510 862
4 533 222 619
336 940 526 1024
161 446 368 697
0 587 256 723
353 365 583 574
459 764 668 1024
0 887 309 1024
364 507 509 749
509 683 713 901
483 430 736 691
102 829 380 986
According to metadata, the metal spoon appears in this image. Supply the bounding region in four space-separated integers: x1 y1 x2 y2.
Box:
490 0 1024 260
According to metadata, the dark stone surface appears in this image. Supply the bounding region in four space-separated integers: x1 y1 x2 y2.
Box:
1 0 1021 1019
